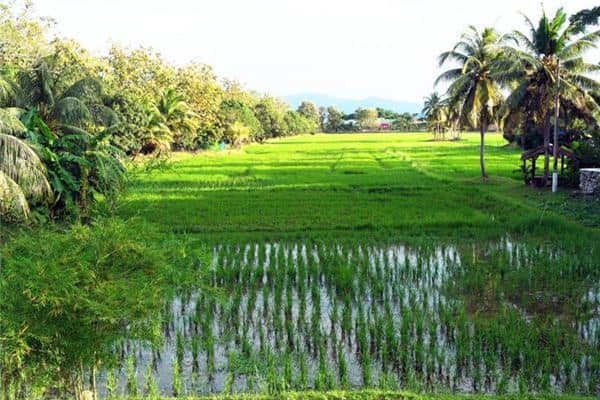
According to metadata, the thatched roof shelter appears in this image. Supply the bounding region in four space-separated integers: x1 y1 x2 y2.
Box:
520 144 578 185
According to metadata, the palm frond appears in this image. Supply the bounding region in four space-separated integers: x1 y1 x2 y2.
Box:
0 133 52 201
504 80 531 112
62 77 104 103
0 75 22 107
438 51 468 67
561 57 600 74
567 74 600 93
559 29 600 60
560 81 600 121
23 61 56 109
51 97 92 127
504 31 537 55
0 108 27 136
0 171 30 221
88 103 119 127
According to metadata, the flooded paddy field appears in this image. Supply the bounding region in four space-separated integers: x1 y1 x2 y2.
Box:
103 238 600 397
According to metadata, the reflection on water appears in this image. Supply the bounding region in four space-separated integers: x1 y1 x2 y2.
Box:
100 240 600 396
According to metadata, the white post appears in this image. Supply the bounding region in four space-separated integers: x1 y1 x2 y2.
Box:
552 59 560 193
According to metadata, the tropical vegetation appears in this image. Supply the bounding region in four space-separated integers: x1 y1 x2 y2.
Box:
1 2 600 400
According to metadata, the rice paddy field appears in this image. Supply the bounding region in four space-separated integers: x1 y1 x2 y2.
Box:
109 133 600 398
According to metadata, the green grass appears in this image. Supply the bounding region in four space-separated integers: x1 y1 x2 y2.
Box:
121 132 599 240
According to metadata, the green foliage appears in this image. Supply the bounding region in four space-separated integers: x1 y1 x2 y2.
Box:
220 99 263 144
108 93 150 154
254 97 287 140
297 101 320 127
437 27 506 178
283 110 317 136
500 7 600 179
355 108 378 130
0 218 202 398
324 106 344 132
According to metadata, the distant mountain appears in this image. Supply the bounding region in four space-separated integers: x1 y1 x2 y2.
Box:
282 93 422 115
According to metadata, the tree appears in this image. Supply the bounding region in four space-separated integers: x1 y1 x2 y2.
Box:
0 107 51 221
254 96 286 139
283 110 316 136
502 8 600 182
570 6 600 33
297 101 319 127
421 92 447 140
355 108 378 130
436 27 506 179
318 106 328 131
0 2 51 77
1 59 125 220
152 88 199 150
219 99 263 144
107 93 149 154
392 112 415 132
175 63 223 145
376 108 400 120
325 106 344 132
104 45 176 106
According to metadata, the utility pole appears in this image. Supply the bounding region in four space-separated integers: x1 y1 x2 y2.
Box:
552 59 560 193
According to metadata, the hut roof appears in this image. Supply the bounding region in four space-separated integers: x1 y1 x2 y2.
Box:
521 144 578 161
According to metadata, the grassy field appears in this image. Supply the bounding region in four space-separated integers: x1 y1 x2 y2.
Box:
97 133 600 398
121 132 599 240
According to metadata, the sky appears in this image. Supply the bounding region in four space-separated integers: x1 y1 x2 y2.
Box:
28 0 600 103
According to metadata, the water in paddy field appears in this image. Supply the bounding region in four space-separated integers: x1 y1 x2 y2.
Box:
99 240 600 397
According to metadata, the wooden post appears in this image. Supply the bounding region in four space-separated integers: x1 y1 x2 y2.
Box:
532 158 536 182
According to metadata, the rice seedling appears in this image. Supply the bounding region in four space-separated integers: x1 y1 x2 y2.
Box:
144 362 159 398
172 356 181 397
99 237 600 397
105 368 117 398
126 355 138 397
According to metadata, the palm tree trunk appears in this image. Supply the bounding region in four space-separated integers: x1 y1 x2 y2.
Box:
479 119 487 180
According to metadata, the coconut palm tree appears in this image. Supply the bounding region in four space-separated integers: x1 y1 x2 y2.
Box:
501 8 600 182
151 88 199 150
1 60 125 221
18 61 119 132
422 92 447 140
436 26 506 180
0 107 52 220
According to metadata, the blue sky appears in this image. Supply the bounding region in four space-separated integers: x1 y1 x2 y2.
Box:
31 0 600 102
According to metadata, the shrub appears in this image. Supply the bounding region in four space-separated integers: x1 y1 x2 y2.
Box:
0 218 203 400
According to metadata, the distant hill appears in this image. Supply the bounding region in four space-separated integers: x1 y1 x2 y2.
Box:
282 93 422 115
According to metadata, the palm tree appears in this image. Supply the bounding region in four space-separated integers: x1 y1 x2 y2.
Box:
151 88 199 150
436 26 506 180
17 61 123 215
0 107 52 220
18 62 119 131
422 92 447 140
501 8 600 181
1 60 125 220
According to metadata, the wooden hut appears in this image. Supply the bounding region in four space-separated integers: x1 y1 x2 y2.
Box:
521 144 578 186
